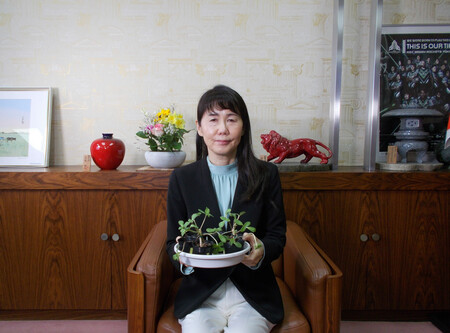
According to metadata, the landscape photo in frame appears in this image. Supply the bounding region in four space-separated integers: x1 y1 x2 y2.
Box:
0 88 52 167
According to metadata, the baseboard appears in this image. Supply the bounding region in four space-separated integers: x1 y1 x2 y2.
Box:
0 310 127 321
342 310 448 322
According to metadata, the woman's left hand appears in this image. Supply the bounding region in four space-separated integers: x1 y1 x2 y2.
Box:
241 233 264 268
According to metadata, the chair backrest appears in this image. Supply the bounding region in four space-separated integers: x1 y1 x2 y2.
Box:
283 221 342 333
272 254 284 279
130 221 176 333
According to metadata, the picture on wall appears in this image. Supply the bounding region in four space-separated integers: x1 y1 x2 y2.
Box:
379 25 449 159
0 88 52 167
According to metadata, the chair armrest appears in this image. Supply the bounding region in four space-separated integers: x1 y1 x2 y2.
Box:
127 221 175 333
283 221 342 333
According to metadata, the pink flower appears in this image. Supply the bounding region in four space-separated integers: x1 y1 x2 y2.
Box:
151 123 164 137
145 125 154 134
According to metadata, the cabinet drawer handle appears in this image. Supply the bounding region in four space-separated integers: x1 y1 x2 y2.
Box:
372 233 381 241
100 233 109 241
112 233 120 242
360 234 369 242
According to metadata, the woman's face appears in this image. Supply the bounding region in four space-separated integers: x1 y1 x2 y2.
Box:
197 108 244 165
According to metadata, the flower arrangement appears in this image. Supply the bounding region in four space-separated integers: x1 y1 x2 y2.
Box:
136 107 189 152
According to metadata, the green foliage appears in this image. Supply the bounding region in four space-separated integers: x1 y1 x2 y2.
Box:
174 207 256 257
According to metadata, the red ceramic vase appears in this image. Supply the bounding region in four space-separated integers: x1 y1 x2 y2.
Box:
90 133 125 170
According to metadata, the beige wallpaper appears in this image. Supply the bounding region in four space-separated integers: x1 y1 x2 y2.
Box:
0 0 449 166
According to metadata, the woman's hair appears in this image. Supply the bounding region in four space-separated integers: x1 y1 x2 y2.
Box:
196 85 268 200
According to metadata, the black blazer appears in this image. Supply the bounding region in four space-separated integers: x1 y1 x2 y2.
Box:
166 158 286 324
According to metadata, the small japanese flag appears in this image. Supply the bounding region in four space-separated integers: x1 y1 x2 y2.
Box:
445 117 450 149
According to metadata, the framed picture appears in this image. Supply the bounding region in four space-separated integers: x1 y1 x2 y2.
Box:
0 87 53 167
378 25 449 163
364 19 449 169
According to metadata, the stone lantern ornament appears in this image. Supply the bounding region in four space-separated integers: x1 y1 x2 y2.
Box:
380 108 444 171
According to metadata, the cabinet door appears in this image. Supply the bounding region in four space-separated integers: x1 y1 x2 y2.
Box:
321 191 391 310
285 189 450 312
110 190 168 309
0 190 111 309
384 190 450 310
352 190 395 310
284 190 391 310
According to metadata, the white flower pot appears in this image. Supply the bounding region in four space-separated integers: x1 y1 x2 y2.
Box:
144 151 186 168
174 242 251 268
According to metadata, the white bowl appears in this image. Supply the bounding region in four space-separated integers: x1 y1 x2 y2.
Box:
145 151 186 168
174 241 250 268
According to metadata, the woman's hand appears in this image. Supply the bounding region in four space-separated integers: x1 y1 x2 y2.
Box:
241 233 264 268
176 236 194 273
175 236 188 266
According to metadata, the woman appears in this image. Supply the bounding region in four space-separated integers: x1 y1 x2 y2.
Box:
166 85 286 333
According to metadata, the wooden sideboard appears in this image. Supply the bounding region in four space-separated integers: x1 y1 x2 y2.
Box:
281 169 449 320
0 166 448 320
0 166 171 319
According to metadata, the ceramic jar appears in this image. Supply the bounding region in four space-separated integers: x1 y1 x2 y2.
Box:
90 133 125 170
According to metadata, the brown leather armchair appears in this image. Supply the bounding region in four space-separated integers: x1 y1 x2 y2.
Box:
128 220 342 333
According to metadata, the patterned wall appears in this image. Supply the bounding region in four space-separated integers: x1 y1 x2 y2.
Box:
0 0 448 166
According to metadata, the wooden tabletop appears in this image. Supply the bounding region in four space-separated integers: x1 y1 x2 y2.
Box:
0 165 448 191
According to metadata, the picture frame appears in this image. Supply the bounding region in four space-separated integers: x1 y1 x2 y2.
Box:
364 11 449 169
0 87 53 167
377 24 449 164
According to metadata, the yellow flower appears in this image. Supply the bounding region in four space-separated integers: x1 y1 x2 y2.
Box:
155 108 171 122
161 108 170 118
167 114 177 125
175 117 185 129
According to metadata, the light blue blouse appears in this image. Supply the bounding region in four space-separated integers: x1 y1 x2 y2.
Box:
207 157 238 219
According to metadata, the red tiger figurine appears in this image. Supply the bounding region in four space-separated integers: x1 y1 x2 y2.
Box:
261 130 332 164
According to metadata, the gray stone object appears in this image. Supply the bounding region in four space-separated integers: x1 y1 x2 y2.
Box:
382 108 443 163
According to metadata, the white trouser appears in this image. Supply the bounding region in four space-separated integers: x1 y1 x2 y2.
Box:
178 278 275 333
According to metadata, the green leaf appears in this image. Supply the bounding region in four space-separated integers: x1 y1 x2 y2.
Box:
240 221 251 232
212 244 225 254
148 138 158 151
136 131 148 138
173 142 181 150
247 226 256 232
